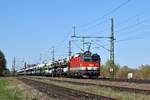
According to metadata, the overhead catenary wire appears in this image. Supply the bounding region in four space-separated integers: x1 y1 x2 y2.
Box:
71 40 84 52
49 31 72 61
116 18 150 36
77 18 110 33
116 8 150 27
116 31 150 43
113 11 150 44
115 24 150 41
77 0 131 29
91 30 150 50
91 40 110 51
78 7 150 38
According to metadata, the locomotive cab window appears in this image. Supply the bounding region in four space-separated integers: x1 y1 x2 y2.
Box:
84 57 92 62
92 54 101 62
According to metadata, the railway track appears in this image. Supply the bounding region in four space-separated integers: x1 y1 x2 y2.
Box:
18 77 116 100
38 77 150 95
98 78 150 84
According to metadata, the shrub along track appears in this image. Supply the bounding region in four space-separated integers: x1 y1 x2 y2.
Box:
18 77 116 100
40 77 150 95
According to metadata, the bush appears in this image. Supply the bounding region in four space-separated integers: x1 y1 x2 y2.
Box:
116 66 136 79
115 65 150 80
134 65 150 80
0 50 6 75
101 60 120 78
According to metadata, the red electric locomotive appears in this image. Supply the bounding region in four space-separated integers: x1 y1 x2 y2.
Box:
68 51 101 78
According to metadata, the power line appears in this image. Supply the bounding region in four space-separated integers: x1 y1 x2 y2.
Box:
51 31 71 60
91 40 110 51
116 8 150 27
117 35 150 42
116 18 150 36
77 18 110 33
78 4 149 38
93 31 150 49
118 30 150 40
77 0 131 29
71 40 84 52
55 34 70 47
117 26 150 40
116 31 150 42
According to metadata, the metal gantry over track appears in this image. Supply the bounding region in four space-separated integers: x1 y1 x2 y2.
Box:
72 18 115 64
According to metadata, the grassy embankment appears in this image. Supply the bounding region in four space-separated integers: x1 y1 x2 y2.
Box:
0 77 23 100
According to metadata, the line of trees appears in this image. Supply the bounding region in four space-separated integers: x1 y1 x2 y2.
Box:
101 60 150 80
116 65 150 80
0 50 6 76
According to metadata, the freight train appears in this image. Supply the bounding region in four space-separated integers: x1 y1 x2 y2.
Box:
18 51 101 78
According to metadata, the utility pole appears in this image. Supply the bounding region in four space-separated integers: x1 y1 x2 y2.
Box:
82 37 85 52
69 40 72 59
12 56 16 75
39 53 42 64
73 26 76 36
24 62 27 76
109 18 115 79
52 47 55 63
110 18 115 64
51 47 55 77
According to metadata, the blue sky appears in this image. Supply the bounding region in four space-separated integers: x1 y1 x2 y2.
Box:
0 0 150 70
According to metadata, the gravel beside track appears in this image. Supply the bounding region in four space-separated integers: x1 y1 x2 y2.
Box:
18 77 116 100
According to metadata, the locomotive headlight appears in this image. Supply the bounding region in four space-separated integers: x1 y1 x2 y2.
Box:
89 64 94 66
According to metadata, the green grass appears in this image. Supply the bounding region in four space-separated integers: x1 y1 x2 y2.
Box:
0 77 23 100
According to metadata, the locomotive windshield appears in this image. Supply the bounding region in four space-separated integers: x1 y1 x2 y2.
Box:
84 57 92 62
92 54 100 62
83 51 100 62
